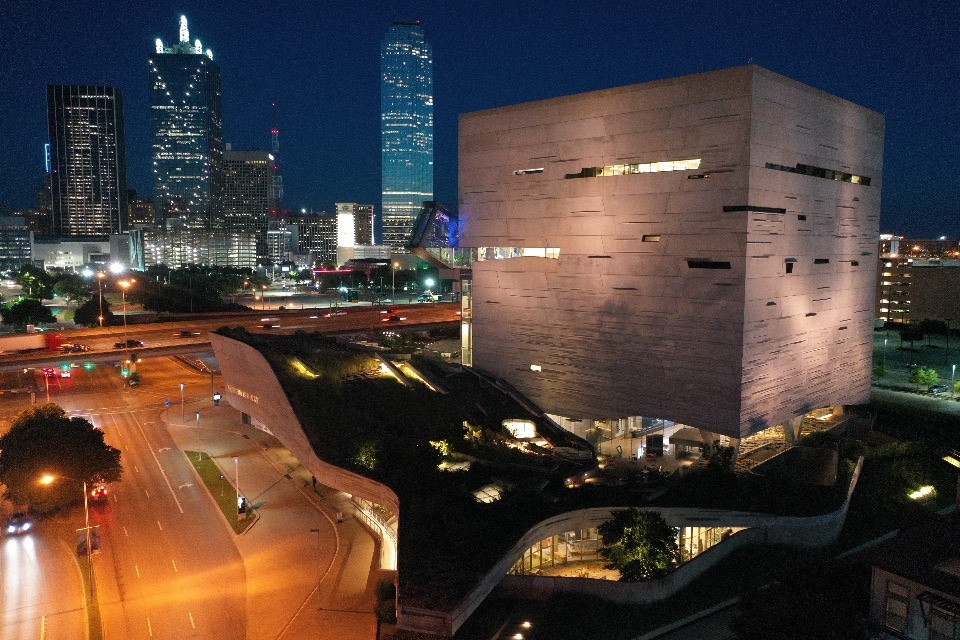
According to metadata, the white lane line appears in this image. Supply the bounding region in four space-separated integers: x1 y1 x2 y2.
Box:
131 413 185 514
157 520 163 531
134 465 139 473
40 615 46 639
171 559 177 573
135 565 140 579
147 617 153 636
122 526 128 537
189 612 196 629
144 489 150 498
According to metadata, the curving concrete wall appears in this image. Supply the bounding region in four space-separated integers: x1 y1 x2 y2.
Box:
210 334 401 518
407 456 863 637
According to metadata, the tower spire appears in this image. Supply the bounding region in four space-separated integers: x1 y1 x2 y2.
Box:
179 15 189 43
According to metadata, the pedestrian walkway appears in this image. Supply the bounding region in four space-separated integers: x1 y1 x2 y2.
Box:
161 403 380 640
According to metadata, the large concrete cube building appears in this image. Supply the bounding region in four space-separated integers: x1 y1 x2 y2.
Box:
459 66 884 442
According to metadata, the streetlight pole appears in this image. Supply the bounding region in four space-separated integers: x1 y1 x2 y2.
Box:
196 411 202 461
391 262 398 304
882 337 888 371
180 382 185 422
39 475 95 598
97 272 106 327
952 364 956 400
118 279 133 347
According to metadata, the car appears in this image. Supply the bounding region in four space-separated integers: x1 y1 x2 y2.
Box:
322 311 347 317
59 343 89 353
89 483 109 502
40 367 57 378
172 330 200 338
58 369 71 378
257 324 279 329
6 512 32 535
382 314 406 323
113 339 144 349
929 384 951 395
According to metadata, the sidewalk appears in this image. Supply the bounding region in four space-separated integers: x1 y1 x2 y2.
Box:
161 403 380 640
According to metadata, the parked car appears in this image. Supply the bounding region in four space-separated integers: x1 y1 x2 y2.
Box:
113 339 144 349
6 512 32 535
929 384 951 395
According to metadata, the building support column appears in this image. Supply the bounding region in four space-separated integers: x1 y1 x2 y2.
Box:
782 416 803 445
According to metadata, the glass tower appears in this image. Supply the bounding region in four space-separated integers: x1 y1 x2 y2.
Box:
47 85 128 237
380 21 433 250
150 16 223 230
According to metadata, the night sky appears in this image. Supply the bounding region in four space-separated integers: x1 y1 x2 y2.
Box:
1 1 957 238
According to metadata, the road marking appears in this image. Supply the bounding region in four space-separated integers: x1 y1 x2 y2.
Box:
178 483 193 489
134 465 139 473
158 447 170 452
147 617 153 636
130 413 185 514
123 526 128 537
157 520 163 531
172 559 178 573
189 611 196 629
40 615 46 639
144 489 150 498
135 565 140 579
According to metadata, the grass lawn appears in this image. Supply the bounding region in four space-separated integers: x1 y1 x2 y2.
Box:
186 451 256 534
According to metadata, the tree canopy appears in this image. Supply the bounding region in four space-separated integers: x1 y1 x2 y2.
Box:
73 296 115 327
597 508 680 581
0 404 122 512
1 298 56 327
909 366 940 387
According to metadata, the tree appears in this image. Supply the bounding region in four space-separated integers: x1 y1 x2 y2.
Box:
1 298 56 328
0 404 122 513
597 508 680 582
74 297 114 327
900 325 924 349
52 272 92 304
15 266 54 300
909 366 940 388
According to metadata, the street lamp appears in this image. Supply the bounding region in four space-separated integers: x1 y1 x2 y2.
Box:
39 474 95 597
180 382 186 422
262 285 267 311
117 279 134 348
882 337 888 371
196 411 202 461
391 262 399 304
96 271 106 327
952 364 956 400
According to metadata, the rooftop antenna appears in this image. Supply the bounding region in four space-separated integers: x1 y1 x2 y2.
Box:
271 102 285 217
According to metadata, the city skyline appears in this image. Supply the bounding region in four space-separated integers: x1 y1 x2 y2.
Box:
0 1 957 238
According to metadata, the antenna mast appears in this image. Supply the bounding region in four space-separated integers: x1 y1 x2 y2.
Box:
271 102 285 217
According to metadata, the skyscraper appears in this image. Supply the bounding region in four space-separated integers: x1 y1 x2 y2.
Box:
380 21 433 251
47 85 128 237
150 16 223 230
223 148 274 259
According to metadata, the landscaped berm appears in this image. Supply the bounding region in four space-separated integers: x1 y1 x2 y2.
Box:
212 327 862 629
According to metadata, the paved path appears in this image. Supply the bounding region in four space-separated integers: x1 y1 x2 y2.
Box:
162 404 380 639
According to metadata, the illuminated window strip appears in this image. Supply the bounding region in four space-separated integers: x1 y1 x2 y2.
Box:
765 162 871 186
475 247 560 261
566 158 701 179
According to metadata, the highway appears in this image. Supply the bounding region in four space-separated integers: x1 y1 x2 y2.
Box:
0 302 461 373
